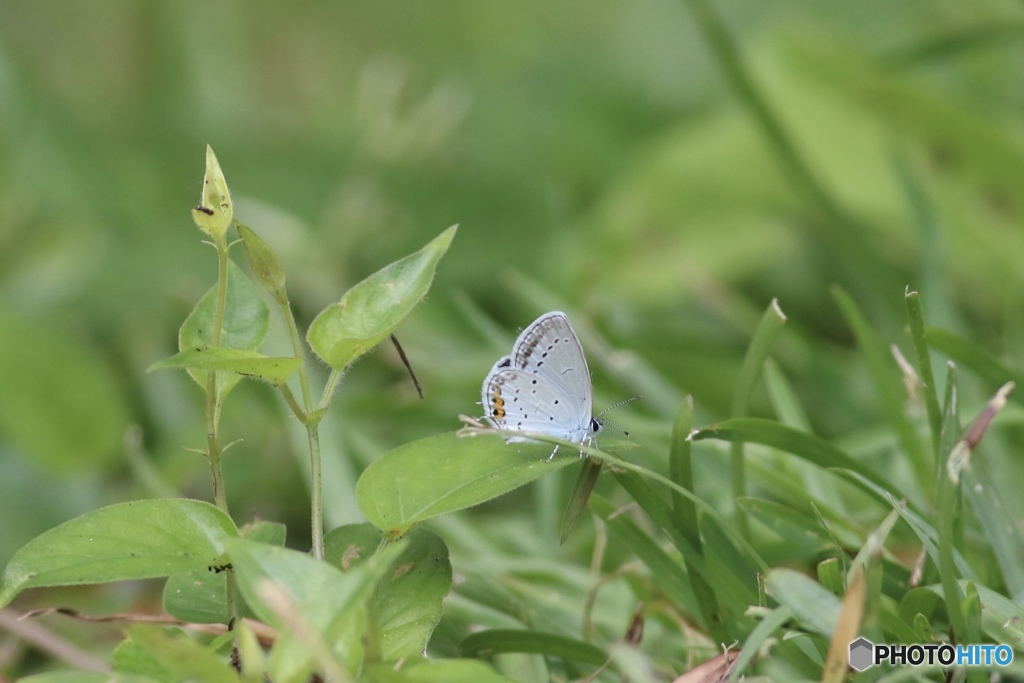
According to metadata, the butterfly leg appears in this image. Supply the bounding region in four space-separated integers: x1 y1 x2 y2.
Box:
546 444 560 462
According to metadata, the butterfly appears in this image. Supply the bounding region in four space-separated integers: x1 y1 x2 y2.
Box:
481 311 602 459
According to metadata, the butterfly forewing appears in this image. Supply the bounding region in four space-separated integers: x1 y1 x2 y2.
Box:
510 312 594 420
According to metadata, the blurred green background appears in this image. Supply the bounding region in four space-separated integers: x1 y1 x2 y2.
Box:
3 0 1024 672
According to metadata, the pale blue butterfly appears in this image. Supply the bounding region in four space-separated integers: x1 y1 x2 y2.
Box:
481 311 602 458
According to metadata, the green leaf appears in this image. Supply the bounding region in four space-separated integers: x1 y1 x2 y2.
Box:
832 286 931 492
163 520 286 624
307 225 456 370
356 432 574 535
362 658 518 683
237 223 287 304
178 259 270 398
0 309 129 471
766 568 841 638
904 289 943 456
459 629 607 667
0 499 238 609
559 459 602 544
226 538 404 682
737 498 831 553
116 626 239 683
149 347 301 386
324 524 452 661
727 606 793 681
691 417 897 494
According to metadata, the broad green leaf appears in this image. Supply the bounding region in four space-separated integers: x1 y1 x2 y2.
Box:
362 658 517 683
459 629 607 667
149 347 301 386
324 524 452 660
356 432 574 536
766 568 841 638
163 520 286 624
116 626 239 683
307 225 456 370
226 538 404 682
178 259 269 399
0 309 129 471
0 499 238 609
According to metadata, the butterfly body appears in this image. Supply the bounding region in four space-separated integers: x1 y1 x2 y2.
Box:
481 311 602 455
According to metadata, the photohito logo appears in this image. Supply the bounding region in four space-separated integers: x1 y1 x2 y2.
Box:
849 637 1013 671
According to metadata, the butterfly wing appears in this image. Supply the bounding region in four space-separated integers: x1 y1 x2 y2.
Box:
480 311 596 443
482 367 591 442
510 311 594 423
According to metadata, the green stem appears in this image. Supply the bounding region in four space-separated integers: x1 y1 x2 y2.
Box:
308 425 324 560
206 242 231 515
320 369 344 410
278 298 326 560
205 239 239 627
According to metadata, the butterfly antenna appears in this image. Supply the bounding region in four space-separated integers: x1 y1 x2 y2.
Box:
596 395 641 417
596 396 642 437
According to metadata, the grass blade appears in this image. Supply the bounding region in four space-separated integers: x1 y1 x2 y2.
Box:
731 299 787 537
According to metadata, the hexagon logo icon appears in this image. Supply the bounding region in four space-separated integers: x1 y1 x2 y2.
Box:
849 637 874 671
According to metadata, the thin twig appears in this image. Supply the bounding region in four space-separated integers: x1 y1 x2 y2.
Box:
0 608 108 673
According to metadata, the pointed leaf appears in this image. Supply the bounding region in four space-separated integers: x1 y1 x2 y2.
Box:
356 432 574 536
237 223 287 304
307 225 456 370
192 145 233 241
0 499 238 609
459 629 606 666
691 417 897 494
149 347 301 386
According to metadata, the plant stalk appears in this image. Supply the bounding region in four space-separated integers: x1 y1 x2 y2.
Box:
279 299 325 560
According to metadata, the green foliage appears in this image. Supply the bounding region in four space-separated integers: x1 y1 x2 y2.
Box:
307 225 456 371
355 432 574 535
5 3 1024 681
0 499 238 609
